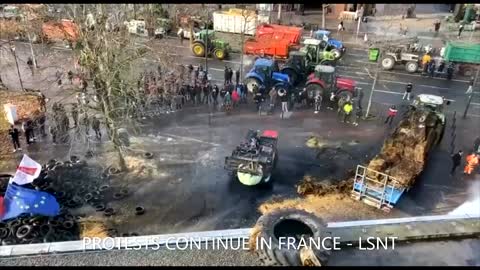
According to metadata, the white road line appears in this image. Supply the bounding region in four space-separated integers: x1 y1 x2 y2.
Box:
378 79 452 90
373 89 456 102
346 53 366 57
337 66 470 83
158 133 221 147
337 74 365 80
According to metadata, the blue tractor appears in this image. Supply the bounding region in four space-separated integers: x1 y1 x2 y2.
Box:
312 30 346 59
244 58 291 95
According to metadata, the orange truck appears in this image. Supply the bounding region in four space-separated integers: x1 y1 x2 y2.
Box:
255 24 303 46
243 24 303 59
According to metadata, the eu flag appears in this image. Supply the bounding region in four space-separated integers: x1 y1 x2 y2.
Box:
0 183 60 221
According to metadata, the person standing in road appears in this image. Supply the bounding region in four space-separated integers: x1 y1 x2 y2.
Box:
224 66 229 85
228 68 234 84
384 105 398 126
82 114 90 136
428 60 436 78
353 106 362 126
212 84 219 106
458 23 464 39
71 103 79 127
55 70 63 86
356 88 364 110
49 124 58 145
473 137 480 154
8 125 21 152
451 150 463 175
327 92 336 110
278 88 289 115
235 68 240 86
337 21 345 33
91 117 102 140
342 101 353 123
269 87 277 108
22 120 32 145
67 70 74 84
466 77 475 94
27 57 34 76
314 93 322 114
403 82 413 101
177 27 184 45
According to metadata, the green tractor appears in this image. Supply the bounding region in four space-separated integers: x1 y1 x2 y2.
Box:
280 38 337 85
191 30 231 60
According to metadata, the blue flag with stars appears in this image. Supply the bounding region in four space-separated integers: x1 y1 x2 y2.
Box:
1 183 60 221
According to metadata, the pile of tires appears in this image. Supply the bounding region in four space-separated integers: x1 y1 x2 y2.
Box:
0 157 130 246
251 209 332 266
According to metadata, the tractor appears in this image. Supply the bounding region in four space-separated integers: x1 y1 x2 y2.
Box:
312 29 346 59
304 65 358 105
190 29 231 60
244 58 291 95
279 38 337 86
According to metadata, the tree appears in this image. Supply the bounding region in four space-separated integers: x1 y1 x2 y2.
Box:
239 8 259 79
61 5 143 170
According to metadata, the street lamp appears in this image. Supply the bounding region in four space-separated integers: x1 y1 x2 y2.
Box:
9 43 25 92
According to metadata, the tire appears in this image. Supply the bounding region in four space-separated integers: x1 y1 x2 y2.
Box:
253 209 331 266
16 225 33 239
135 206 145 215
331 49 342 59
192 42 205 57
405 61 418 73
305 83 324 101
245 77 262 93
144 152 154 159
381 56 395 70
214 49 226 60
281 68 299 86
336 90 353 101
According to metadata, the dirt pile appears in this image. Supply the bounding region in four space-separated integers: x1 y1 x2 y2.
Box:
296 175 354 196
258 193 388 222
366 109 440 188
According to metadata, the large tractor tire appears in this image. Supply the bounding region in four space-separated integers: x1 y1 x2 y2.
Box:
252 209 332 266
381 55 396 70
214 48 226 60
305 83 324 100
336 89 353 101
405 61 419 73
281 68 299 86
192 41 206 57
245 77 262 93
330 48 342 59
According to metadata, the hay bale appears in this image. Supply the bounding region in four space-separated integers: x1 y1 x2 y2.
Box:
366 110 440 188
79 217 109 239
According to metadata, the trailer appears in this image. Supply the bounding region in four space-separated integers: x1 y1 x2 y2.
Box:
212 8 269 35
443 42 480 77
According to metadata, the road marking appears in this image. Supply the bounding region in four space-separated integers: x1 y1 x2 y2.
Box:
158 133 221 147
346 53 366 57
378 79 452 90
354 60 376 65
337 65 470 83
373 89 457 103
169 53 242 64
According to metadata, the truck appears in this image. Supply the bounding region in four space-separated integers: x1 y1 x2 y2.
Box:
244 58 291 94
255 24 303 46
224 129 278 186
443 41 480 77
212 8 269 35
352 94 448 211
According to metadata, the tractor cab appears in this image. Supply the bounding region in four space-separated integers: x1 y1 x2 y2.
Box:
312 30 345 58
244 58 290 94
300 38 336 65
196 29 215 42
412 94 448 113
313 65 336 90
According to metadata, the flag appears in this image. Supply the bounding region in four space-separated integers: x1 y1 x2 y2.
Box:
10 154 42 185
0 183 60 221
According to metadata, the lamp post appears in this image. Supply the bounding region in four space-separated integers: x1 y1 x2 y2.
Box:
9 42 25 92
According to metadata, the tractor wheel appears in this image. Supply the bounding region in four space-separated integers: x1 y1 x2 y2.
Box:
192 42 205 57
281 68 299 86
214 49 226 60
331 49 342 59
305 83 324 101
253 209 332 266
405 61 419 73
245 77 262 93
381 55 396 70
336 90 353 101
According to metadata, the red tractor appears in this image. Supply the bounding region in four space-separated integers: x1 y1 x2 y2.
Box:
304 65 358 104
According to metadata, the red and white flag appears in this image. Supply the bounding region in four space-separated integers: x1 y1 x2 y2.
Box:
10 155 42 185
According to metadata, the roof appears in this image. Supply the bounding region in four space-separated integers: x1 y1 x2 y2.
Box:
314 65 335 73
303 38 321 46
254 58 274 67
314 29 331 36
417 94 444 105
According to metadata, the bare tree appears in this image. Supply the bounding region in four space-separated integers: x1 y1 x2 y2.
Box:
239 8 259 79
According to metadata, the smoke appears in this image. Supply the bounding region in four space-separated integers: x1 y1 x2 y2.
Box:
448 178 480 216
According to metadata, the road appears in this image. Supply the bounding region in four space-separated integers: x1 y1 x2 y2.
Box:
0 35 478 236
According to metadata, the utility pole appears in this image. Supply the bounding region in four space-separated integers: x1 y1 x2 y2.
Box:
365 50 381 118
355 6 363 42
463 68 479 119
277 4 282 23
9 41 25 92
204 8 209 73
322 4 326 29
